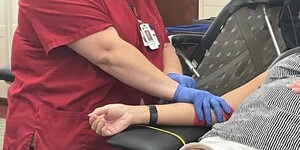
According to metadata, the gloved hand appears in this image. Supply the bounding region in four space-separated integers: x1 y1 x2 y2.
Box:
167 73 197 88
173 85 230 125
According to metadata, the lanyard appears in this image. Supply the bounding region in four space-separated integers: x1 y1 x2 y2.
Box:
128 2 160 50
129 3 142 24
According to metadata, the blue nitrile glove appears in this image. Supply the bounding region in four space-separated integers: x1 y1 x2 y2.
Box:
167 73 197 88
173 85 230 125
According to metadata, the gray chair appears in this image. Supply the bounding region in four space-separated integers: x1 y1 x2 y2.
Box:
107 0 288 149
178 0 286 96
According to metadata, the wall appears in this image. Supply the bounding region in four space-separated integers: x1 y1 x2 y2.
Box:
0 0 18 98
199 0 230 19
155 0 199 26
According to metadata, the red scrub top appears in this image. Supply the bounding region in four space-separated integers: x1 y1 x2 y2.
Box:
4 0 169 149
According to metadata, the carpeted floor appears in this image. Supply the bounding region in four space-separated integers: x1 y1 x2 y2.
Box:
0 101 7 149
0 118 5 149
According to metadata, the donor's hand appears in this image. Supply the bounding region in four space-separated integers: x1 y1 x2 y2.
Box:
88 104 132 136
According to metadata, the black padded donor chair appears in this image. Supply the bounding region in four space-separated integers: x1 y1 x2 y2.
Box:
106 0 289 150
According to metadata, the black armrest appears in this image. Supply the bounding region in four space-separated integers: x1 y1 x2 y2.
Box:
191 18 215 25
107 125 211 150
0 64 15 83
170 34 203 49
169 34 204 76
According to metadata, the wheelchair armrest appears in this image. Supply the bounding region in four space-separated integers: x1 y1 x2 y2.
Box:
107 125 211 150
0 64 15 83
170 33 203 49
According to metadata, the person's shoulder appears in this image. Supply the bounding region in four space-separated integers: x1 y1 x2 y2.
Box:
264 53 300 83
273 53 300 68
282 53 300 65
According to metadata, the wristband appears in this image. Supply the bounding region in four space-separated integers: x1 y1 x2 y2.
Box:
148 105 158 125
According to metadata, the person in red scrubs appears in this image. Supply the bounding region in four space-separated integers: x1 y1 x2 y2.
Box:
3 0 230 149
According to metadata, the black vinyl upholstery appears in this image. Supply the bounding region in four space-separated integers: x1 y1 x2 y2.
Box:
107 125 211 150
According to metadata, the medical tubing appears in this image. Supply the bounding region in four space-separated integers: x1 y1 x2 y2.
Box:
263 5 281 56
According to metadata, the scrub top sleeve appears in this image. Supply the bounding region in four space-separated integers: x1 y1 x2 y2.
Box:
28 0 113 54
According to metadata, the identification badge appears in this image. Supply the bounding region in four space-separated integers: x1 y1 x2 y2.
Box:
139 23 160 50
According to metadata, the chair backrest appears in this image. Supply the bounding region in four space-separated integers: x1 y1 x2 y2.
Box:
189 0 286 95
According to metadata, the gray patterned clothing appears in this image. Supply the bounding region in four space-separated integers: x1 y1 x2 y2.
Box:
201 53 300 150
